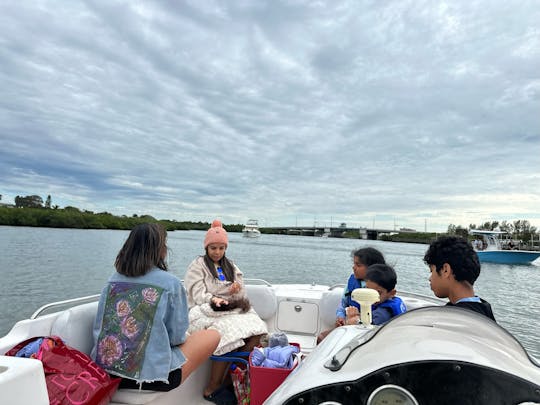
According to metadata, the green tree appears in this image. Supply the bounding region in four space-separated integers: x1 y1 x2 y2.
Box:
513 220 537 243
475 221 499 231
499 220 514 233
15 195 44 208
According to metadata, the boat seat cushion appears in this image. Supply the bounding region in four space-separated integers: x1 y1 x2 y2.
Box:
319 288 344 328
50 301 98 355
110 389 163 405
245 285 278 321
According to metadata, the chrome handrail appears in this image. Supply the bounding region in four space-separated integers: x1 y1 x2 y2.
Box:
243 278 272 286
31 294 101 319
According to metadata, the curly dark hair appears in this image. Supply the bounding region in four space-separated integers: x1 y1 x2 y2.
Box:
423 236 480 285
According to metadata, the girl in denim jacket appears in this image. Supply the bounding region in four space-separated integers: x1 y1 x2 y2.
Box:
92 223 220 391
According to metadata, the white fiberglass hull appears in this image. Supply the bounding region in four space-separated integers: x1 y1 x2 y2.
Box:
242 229 261 237
266 307 540 405
1 283 539 405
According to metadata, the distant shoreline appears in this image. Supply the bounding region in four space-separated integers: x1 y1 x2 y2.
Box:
0 209 437 244
2 206 538 248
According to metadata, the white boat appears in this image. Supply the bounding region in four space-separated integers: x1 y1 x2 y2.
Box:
1 280 539 405
242 219 261 238
470 229 540 265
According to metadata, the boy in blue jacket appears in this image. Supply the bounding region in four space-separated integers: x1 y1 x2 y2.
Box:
335 247 386 323
317 247 385 343
346 264 407 325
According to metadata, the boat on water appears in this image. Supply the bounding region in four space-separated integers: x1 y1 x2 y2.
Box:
470 230 540 265
1 280 539 405
242 219 261 238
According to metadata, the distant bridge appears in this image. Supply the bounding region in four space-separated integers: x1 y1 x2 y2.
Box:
265 226 416 239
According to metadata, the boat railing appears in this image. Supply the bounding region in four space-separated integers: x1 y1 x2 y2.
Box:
398 290 446 305
243 278 272 286
31 294 101 319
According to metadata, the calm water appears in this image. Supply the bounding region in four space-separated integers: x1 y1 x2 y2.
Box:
1 226 539 359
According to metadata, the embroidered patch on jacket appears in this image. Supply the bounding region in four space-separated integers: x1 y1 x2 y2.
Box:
96 282 163 379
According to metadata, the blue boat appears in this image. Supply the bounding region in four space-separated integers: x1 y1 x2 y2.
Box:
470 230 540 265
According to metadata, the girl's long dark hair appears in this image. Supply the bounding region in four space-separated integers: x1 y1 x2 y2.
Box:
352 247 386 266
115 223 168 277
203 253 236 282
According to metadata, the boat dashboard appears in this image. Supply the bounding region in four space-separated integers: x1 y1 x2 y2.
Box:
281 359 540 405
268 307 540 405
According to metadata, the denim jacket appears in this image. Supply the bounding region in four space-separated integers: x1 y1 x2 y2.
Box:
91 268 189 384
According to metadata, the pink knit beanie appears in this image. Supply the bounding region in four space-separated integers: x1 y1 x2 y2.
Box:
204 219 229 248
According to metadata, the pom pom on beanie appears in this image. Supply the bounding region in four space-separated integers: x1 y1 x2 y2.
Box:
204 219 229 248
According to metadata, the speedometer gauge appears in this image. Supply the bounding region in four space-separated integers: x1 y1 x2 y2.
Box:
366 384 419 405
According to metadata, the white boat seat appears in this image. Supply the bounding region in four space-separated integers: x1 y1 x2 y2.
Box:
319 288 343 328
46 289 277 405
50 301 98 355
110 389 163 405
245 284 278 321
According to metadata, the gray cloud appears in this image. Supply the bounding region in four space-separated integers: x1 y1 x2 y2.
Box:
1 0 539 231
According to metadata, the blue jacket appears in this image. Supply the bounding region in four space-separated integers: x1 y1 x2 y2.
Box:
336 274 365 319
250 345 300 369
91 268 189 384
372 296 407 325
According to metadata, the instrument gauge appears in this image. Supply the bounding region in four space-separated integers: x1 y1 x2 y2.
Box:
366 384 418 405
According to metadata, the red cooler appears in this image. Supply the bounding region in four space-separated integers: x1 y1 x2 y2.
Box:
248 343 300 405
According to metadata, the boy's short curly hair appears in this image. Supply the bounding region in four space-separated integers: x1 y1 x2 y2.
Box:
423 236 480 285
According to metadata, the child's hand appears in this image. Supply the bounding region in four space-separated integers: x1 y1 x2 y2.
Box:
211 296 229 307
335 317 346 327
345 306 359 325
229 281 241 294
346 306 359 317
346 315 360 325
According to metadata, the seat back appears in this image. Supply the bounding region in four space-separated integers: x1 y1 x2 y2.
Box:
50 301 98 355
245 285 278 322
319 288 343 329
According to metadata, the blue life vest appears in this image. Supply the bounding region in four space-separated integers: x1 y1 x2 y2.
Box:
344 274 365 309
376 296 406 316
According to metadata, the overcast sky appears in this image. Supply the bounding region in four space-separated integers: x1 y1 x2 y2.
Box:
1 1 539 232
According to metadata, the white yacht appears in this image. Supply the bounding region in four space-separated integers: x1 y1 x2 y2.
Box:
242 219 261 238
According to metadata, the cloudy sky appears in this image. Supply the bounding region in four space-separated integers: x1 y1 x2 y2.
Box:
1 1 539 232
